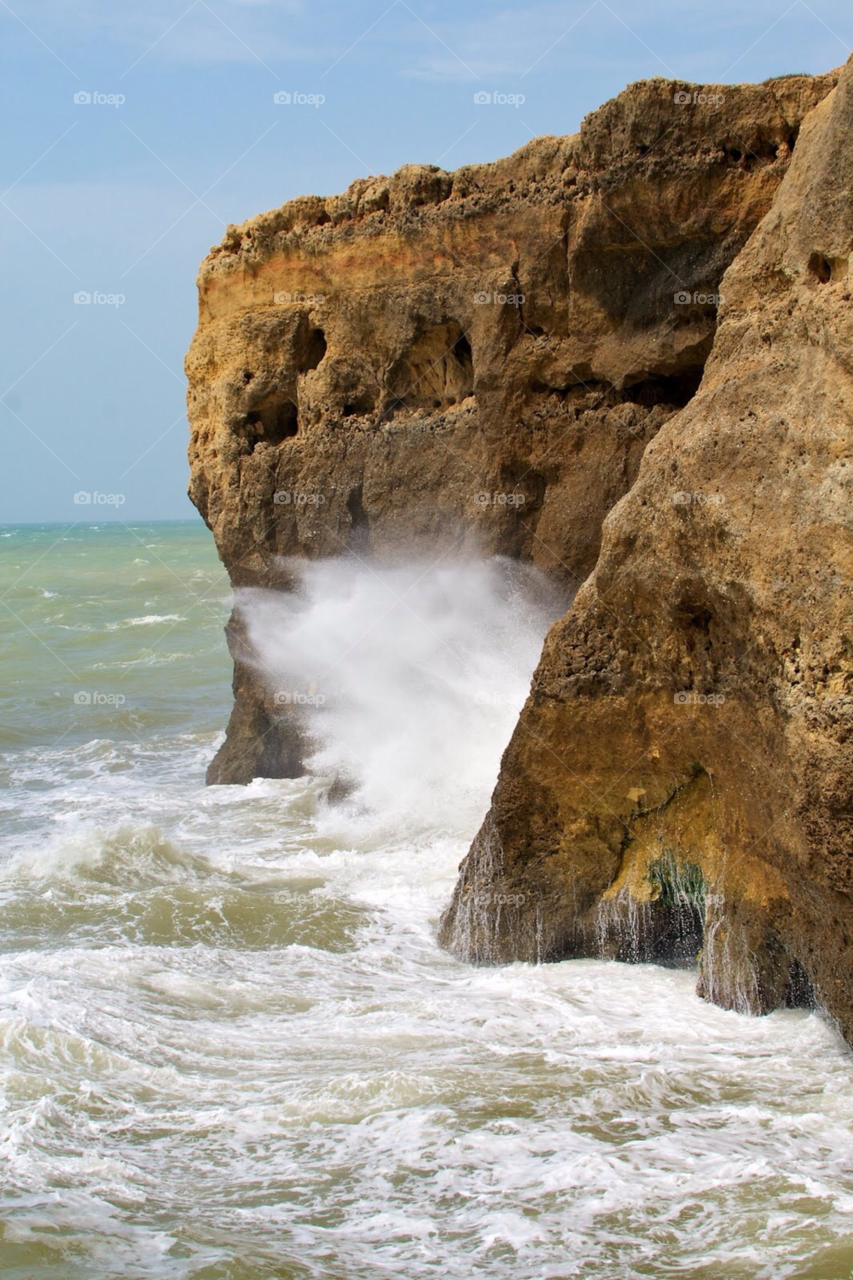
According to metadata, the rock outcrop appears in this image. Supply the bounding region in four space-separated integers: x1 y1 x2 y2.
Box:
187 71 834 784
187 63 853 1041
439 60 853 1038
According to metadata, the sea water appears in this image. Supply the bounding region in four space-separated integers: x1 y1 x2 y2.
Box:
1 521 852 1279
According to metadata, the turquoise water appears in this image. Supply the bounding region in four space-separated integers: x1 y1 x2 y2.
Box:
1 521 853 1280
0 521 232 753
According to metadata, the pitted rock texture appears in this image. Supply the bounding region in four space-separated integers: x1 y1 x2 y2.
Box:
187 71 835 786
439 59 853 1039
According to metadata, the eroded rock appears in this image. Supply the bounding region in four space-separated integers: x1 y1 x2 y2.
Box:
187 72 835 786
439 60 853 1037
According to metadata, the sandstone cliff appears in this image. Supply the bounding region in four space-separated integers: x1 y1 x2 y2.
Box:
439 60 853 1037
187 71 833 785
186 64 852 1040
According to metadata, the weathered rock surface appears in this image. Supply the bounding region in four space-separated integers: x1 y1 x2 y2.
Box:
439 60 853 1037
187 71 834 785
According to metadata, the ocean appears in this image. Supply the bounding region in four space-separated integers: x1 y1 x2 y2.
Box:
1 520 852 1279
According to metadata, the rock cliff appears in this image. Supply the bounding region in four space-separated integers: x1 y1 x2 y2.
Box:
186 65 852 1038
439 60 853 1037
187 70 833 785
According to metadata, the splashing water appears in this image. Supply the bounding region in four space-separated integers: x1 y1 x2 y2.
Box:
1 524 853 1280
240 556 566 840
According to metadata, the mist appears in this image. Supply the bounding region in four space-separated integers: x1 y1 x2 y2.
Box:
239 557 568 840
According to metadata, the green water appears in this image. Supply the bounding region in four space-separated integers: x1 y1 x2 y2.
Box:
0 520 232 752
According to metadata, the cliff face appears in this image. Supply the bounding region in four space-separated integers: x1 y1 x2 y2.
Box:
187 63 853 1040
439 60 853 1037
187 73 833 784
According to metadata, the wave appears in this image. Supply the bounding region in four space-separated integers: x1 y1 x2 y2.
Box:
104 615 185 630
240 557 567 843
2 819 365 951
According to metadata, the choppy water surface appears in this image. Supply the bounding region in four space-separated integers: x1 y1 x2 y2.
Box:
1 522 852 1280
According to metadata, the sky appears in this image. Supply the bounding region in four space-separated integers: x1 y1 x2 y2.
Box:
1 0 851 524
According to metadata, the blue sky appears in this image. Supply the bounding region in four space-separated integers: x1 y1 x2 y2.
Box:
2 0 850 524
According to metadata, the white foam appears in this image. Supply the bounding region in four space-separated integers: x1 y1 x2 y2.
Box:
104 614 184 630
241 557 566 842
